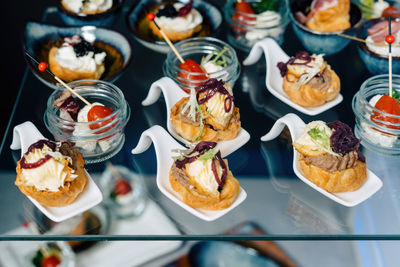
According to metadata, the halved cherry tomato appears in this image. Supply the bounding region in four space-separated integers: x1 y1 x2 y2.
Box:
114 179 132 195
382 6 400 18
42 255 61 267
87 105 115 134
232 1 255 32
371 95 400 132
177 59 207 93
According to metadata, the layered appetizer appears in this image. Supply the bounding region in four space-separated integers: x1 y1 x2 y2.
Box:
15 139 87 207
295 0 351 32
61 0 113 15
54 90 115 153
170 141 240 210
293 120 367 193
365 19 400 57
49 35 106 82
230 0 286 44
170 78 241 142
31 242 63 267
149 0 203 42
277 51 340 107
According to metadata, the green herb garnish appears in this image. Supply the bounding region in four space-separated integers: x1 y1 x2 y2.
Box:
197 148 218 161
391 89 400 103
251 0 280 14
307 127 336 155
201 47 229 68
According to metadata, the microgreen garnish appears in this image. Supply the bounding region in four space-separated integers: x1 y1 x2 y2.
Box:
201 47 229 68
307 127 338 156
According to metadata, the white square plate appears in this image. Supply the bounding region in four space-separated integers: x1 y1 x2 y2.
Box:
243 38 343 116
132 125 247 221
261 113 383 207
10 121 102 222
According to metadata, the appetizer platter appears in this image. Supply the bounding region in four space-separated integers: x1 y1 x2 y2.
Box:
3 0 400 249
243 37 343 115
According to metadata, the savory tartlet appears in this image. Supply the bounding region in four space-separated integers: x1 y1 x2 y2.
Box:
169 141 240 210
293 120 367 193
15 139 87 207
277 51 340 107
61 0 114 15
170 78 241 142
48 35 106 82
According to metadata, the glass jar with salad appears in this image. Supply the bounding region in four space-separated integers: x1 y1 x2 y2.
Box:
44 80 130 164
162 37 240 93
224 0 290 51
352 74 400 155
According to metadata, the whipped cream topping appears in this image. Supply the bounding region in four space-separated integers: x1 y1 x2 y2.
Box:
62 0 113 14
201 61 229 81
245 11 284 41
366 33 400 57
20 145 76 192
186 158 221 196
55 45 106 73
295 121 333 151
155 3 203 32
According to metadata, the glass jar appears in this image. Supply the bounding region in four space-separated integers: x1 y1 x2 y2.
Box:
25 241 75 267
44 80 130 164
100 164 147 219
162 37 240 93
224 0 290 51
352 74 400 155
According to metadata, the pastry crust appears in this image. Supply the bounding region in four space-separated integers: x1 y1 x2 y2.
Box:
298 156 367 193
149 18 202 42
306 0 351 32
48 47 105 82
170 98 241 142
61 1 111 15
169 165 240 210
15 147 87 207
283 66 340 107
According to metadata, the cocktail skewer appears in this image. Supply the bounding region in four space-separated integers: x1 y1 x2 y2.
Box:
337 33 400 47
25 51 92 108
146 13 185 64
386 16 395 97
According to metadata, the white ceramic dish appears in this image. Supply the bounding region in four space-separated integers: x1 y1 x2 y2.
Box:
10 121 103 222
243 38 343 116
131 125 247 221
142 77 250 156
260 113 383 207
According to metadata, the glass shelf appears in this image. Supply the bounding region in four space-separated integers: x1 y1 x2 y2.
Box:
1 3 400 245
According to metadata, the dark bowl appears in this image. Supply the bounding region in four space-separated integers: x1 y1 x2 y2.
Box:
289 0 363 55
56 0 124 26
356 18 400 75
23 22 132 89
126 0 223 53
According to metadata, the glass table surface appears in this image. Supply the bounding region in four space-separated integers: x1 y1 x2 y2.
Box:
1 4 400 241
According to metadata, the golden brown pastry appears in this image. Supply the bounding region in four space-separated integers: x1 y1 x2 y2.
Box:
293 120 367 193
169 141 240 210
149 1 203 42
170 79 241 142
15 140 87 207
306 0 351 32
48 35 106 82
277 51 340 107
61 0 113 15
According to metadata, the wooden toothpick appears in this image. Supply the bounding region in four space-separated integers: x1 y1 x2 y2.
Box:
25 51 92 108
387 16 394 97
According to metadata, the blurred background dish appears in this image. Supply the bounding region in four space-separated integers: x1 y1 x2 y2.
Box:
162 37 240 93
56 0 125 26
126 0 222 53
44 80 131 164
289 0 362 55
23 22 132 89
25 241 75 267
224 0 290 52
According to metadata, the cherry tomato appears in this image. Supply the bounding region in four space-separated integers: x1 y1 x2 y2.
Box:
38 62 48 72
382 6 400 18
42 255 61 267
232 1 255 32
87 105 115 133
114 179 132 195
371 95 400 131
177 59 207 93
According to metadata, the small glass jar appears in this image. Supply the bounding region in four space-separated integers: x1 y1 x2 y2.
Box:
224 0 290 51
352 74 400 155
25 241 75 267
162 37 240 93
44 80 130 164
100 165 146 219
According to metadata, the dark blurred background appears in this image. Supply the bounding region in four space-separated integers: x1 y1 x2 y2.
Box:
1 1 53 142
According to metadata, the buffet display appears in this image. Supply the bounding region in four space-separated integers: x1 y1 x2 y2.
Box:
4 0 400 256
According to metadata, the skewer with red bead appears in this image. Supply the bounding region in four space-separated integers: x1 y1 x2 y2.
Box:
25 51 92 108
386 16 395 97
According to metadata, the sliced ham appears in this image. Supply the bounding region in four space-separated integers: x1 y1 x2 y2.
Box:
368 20 400 43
